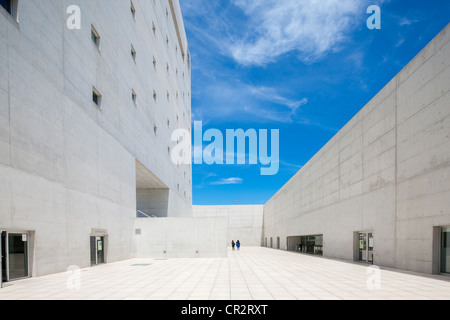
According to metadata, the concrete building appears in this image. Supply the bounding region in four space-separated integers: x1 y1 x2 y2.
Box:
0 0 194 281
0 0 449 287
263 23 450 275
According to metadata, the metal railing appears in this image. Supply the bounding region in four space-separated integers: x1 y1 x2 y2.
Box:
136 210 157 218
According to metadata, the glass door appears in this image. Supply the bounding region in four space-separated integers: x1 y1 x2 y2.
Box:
90 236 105 266
441 228 450 274
97 237 104 264
8 233 28 280
359 233 374 263
1 232 6 284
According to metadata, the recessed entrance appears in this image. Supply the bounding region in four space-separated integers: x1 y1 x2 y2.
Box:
1 231 30 282
90 236 105 266
357 232 374 264
441 227 450 274
287 235 323 256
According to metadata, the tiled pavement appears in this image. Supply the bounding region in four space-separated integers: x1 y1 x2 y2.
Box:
1 247 449 300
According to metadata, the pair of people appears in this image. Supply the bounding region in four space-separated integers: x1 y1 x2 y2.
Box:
231 240 241 251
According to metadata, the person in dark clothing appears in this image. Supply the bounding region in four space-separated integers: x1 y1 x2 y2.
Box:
231 240 236 250
236 240 241 251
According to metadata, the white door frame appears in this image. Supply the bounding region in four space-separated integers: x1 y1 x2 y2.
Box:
1 231 30 282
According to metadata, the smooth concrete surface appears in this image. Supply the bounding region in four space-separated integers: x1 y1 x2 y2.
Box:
134 217 228 259
193 205 264 247
0 0 192 277
263 24 450 274
1 247 450 300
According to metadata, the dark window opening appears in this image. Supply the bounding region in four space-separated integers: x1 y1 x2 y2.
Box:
0 0 12 15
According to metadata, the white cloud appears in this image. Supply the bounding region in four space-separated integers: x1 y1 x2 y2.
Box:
210 177 244 185
398 17 420 26
194 80 309 123
229 0 365 66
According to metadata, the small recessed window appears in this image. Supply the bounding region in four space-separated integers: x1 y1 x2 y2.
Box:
0 0 11 15
131 44 136 62
130 0 136 20
167 119 170 127
154 125 158 136
167 91 170 101
166 35 169 46
166 63 169 74
92 87 102 109
166 8 169 18
152 21 156 35
153 56 156 68
91 25 100 49
153 90 157 101
132 89 137 105
168 146 171 155
176 68 178 76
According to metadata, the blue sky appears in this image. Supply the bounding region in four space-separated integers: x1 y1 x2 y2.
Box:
179 0 450 205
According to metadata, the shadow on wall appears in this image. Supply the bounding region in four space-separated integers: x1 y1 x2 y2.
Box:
137 189 169 218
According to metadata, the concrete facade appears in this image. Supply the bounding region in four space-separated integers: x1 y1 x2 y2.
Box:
1 0 449 284
263 24 450 274
134 217 228 259
193 205 264 247
0 0 192 277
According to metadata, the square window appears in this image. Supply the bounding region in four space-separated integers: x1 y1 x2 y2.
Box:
92 87 102 109
91 25 100 49
132 89 137 105
131 45 136 62
0 0 12 14
130 0 136 19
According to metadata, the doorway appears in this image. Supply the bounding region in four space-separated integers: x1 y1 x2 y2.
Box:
90 236 105 266
358 232 374 264
1 231 30 282
441 227 450 274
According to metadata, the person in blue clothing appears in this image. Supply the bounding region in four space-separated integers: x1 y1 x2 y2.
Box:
236 240 241 251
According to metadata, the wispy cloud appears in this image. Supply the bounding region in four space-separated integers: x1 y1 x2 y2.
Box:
229 0 366 66
210 177 244 185
398 17 420 26
183 0 366 67
193 80 309 124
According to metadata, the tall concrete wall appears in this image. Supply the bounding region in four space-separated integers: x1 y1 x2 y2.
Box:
0 0 192 277
263 24 450 274
193 205 264 247
134 217 228 258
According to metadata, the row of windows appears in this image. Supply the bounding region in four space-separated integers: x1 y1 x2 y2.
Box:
130 0 189 71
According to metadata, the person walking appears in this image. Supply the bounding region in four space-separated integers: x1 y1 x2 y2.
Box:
231 240 236 250
236 240 241 251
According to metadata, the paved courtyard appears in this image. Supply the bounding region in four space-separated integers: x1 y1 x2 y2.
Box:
1 247 449 300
